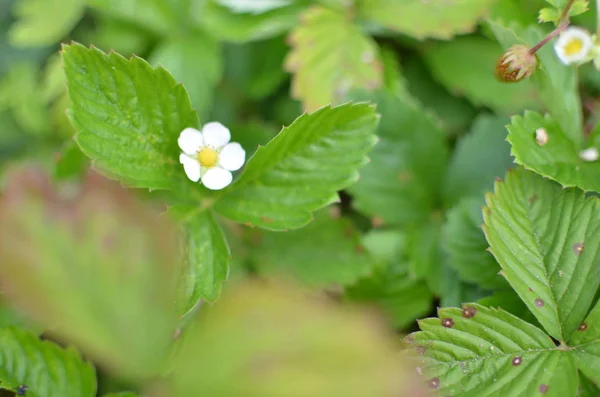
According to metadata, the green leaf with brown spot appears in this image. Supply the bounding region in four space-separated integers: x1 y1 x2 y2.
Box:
483 168 600 341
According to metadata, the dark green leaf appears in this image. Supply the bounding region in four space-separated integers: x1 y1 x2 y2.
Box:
348 91 448 227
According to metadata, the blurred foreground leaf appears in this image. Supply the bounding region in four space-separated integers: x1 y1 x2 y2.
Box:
0 167 180 378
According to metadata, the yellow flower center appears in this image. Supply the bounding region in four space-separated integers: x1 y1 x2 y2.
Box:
197 147 218 168
564 38 584 56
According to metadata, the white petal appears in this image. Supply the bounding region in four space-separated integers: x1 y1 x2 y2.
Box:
178 128 203 155
555 27 593 64
201 167 232 190
580 147 599 162
218 142 246 171
202 122 231 148
180 154 201 182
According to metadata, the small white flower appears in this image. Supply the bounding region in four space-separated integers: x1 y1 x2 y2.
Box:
580 147 599 162
178 122 246 190
555 27 593 65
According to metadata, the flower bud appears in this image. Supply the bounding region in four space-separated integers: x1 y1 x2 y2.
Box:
495 44 538 83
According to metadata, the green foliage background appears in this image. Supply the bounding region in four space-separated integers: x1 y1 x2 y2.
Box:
1 0 600 396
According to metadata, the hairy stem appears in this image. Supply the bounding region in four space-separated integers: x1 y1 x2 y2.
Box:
528 0 577 55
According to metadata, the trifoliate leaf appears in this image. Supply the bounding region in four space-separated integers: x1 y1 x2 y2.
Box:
215 103 378 230
421 36 543 115
195 0 307 42
168 206 230 313
0 327 96 396
483 168 600 341
346 230 432 329
0 168 180 378
444 114 514 208
405 304 578 397
348 91 448 227
489 21 582 144
9 0 84 47
149 30 223 119
172 282 408 397
357 0 496 39
508 111 600 193
249 208 373 287
62 43 201 195
443 197 507 289
285 6 382 112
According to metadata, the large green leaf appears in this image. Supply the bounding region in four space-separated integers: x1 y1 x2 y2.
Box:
149 30 222 119
0 168 180 378
169 206 230 312
357 0 496 39
421 36 543 115
215 103 378 230
195 0 307 42
405 304 578 397
63 43 201 194
508 111 600 193
482 168 600 341
0 327 96 396
489 21 582 144
249 208 373 287
348 91 448 227
9 0 84 47
443 197 507 289
171 282 408 396
444 114 513 208
346 230 432 329
285 6 382 111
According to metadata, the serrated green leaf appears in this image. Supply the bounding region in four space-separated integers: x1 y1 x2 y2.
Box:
577 372 600 396
215 103 378 230
169 206 230 312
539 0 588 23
443 197 507 289
0 327 96 396
508 111 600 193
9 0 84 47
285 6 382 112
346 230 432 329
150 30 222 119
249 208 374 287
421 36 543 115
405 304 578 397
0 168 179 378
483 168 600 341
444 114 513 208
63 43 201 195
489 21 582 144
568 299 600 385
172 282 406 396
358 0 496 39
348 91 448 227
195 0 307 42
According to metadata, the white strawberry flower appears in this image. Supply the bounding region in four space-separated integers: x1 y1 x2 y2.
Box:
554 27 593 65
178 122 246 190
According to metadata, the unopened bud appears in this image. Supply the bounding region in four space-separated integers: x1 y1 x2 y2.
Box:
495 45 538 83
